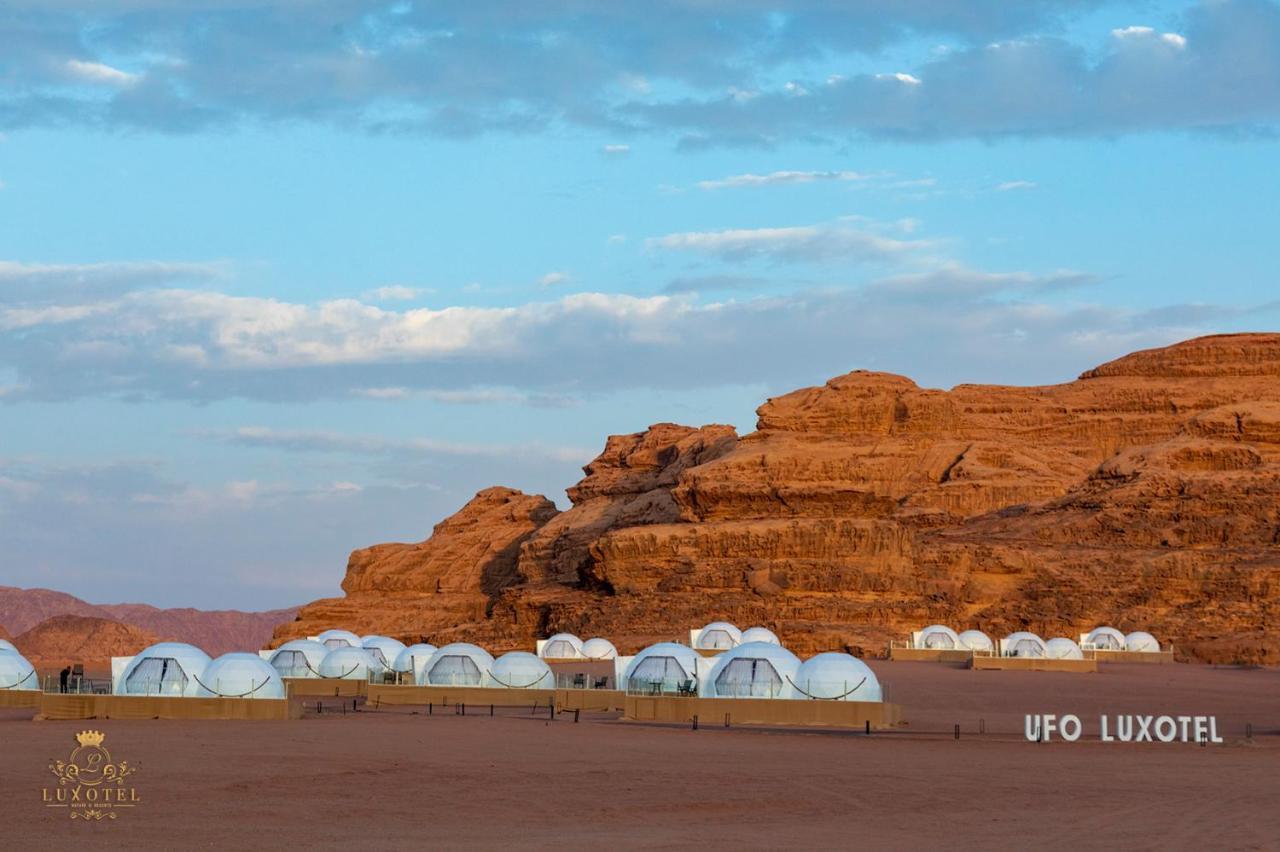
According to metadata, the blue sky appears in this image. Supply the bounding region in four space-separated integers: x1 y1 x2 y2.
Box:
1 0 1277 608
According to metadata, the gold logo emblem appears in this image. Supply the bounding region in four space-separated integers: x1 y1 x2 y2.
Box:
44 730 141 821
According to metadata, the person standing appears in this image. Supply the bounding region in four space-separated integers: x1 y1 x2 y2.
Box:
59 665 71 693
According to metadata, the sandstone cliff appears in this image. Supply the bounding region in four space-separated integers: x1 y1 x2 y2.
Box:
275 334 1280 663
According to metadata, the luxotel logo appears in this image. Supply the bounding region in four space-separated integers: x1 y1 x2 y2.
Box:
43 730 142 821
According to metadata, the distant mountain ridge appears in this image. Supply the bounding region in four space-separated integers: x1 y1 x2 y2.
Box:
0 586 297 657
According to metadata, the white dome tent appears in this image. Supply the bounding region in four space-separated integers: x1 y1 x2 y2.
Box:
916 625 963 650
623 643 702 694
1125 631 1161 653
361 635 407 672
318 646 377 680
581 638 617 660
540 633 585 659
0 639 17 653
705 642 802 699
1002 631 1048 658
267 640 328 679
792 653 883 702
115 642 212 696
1085 626 1126 651
420 643 495 687
958 630 994 653
1045 638 1084 660
694 621 742 651
488 652 553 689
316 629 362 650
740 627 781 645
196 653 286 699
0 650 38 692
393 644 438 681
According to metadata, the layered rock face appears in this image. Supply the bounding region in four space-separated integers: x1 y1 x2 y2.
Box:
276 334 1280 663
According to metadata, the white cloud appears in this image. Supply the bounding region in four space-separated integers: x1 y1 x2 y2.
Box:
996 180 1037 191
537 271 569 287
602 144 630 155
1112 25 1187 49
200 426 592 464
365 285 426 301
64 59 139 86
876 72 922 85
696 170 873 190
647 223 929 263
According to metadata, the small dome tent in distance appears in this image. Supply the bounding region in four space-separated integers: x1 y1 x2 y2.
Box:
693 621 742 651
488 652 553 689
268 639 328 679
393 644 438 681
792 653 883 702
916 625 962 650
1045 638 1084 660
197 653 286 699
622 643 701 694
115 642 213 696
958 630 994 653
1084 626 1126 651
420 643 495 686
318 646 378 680
540 633 585 659
1002 631 1048 658
316 629 362 650
1125 631 1161 653
740 626 781 645
705 642 802 699
581 638 617 660
361 635 407 671
0 649 38 691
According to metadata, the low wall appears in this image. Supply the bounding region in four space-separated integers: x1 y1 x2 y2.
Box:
889 648 974 663
556 689 625 713
546 659 616 688
1092 650 1175 665
36 693 298 721
623 695 903 729
366 684 556 708
284 678 368 698
364 684 627 712
971 657 1098 673
0 690 40 709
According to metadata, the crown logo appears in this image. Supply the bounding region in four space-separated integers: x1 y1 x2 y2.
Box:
75 730 105 748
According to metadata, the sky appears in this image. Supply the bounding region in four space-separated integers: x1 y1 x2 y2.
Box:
1 0 1277 609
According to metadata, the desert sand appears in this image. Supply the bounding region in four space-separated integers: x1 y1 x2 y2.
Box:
4 661 1276 851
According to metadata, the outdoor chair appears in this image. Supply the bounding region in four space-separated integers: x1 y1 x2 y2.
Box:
592 676 608 689
676 679 695 696
572 674 586 688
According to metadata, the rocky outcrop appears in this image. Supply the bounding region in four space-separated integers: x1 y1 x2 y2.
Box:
14 615 159 675
277 334 1280 663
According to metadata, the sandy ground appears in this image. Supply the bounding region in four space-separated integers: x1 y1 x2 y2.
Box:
2 661 1277 851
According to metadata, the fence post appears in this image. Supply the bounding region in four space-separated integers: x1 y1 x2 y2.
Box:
979 718 985 735
692 714 699 731
549 698 555 720
724 713 730 728
865 719 870 736
1246 723 1253 742
317 700 322 715
491 703 494 717
954 724 960 740
574 708 580 723
428 701 432 715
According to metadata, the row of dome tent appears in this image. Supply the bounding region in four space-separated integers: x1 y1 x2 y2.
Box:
621 641 882 701
280 627 883 702
912 625 1163 657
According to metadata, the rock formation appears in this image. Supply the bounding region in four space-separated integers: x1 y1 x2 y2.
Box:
14 615 158 676
275 334 1280 663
